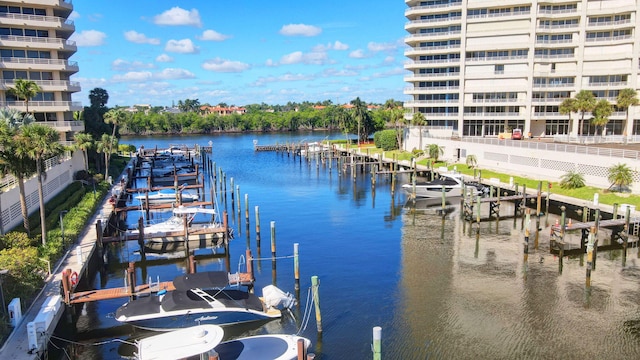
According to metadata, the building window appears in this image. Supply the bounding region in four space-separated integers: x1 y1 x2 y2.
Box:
495 65 504 74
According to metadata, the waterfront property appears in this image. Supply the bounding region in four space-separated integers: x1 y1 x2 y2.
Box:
404 0 640 139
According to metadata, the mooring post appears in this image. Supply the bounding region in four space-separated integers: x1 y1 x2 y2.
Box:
246 249 254 284
245 194 250 232
524 209 530 263
189 255 196 274
311 275 322 333
294 243 300 290
270 221 277 259
586 226 596 288
624 206 631 263
476 194 481 224
230 177 234 205
62 269 71 305
441 185 446 211
236 185 241 219
613 203 619 219
255 206 261 247
127 262 136 300
373 326 382 360
297 338 308 360
138 216 145 255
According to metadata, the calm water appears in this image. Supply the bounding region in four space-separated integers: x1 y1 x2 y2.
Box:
57 133 640 360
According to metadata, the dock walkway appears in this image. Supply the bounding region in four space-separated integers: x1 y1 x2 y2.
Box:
0 165 131 359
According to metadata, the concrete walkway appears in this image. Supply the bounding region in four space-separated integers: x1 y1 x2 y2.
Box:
0 169 129 359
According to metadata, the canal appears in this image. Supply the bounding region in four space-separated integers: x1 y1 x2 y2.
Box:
55 133 640 359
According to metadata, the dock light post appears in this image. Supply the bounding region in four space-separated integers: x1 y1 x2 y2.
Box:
60 210 68 246
0 269 8 316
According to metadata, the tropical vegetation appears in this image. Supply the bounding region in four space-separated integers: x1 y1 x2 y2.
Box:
559 170 586 189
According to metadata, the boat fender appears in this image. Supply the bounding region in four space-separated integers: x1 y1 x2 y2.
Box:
157 289 167 296
70 271 79 286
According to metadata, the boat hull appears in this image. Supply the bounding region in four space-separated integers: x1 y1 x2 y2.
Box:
125 308 278 332
402 184 463 198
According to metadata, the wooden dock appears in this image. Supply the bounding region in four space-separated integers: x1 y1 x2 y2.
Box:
68 272 254 304
549 216 640 255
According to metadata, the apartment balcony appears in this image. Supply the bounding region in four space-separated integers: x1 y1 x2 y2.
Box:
405 3 462 17
2 0 73 11
404 45 460 56
0 57 79 74
2 100 82 112
536 23 580 31
587 81 628 88
34 120 84 132
534 39 576 46
469 98 520 104
0 13 74 32
531 112 563 119
585 34 633 44
532 83 575 89
2 80 81 92
404 73 461 81
0 35 77 52
587 19 632 28
531 98 565 104
405 31 461 44
533 53 575 61
404 58 461 68
404 100 460 107
464 112 520 117
466 10 531 23
405 16 461 30
465 55 529 63
537 8 578 17
405 86 460 94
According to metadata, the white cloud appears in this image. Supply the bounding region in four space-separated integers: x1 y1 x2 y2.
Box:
154 68 196 80
68 11 80 21
70 30 106 46
321 68 358 77
368 41 396 52
370 67 405 78
111 59 155 71
252 73 316 86
279 51 329 65
349 49 366 59
156 54 174 63
333 41 349 50
202 58 250 73
154 7 202 27
124 30 160 45
112 71 153 82
165 39 199 54
198 30 230 41
279 24 322 37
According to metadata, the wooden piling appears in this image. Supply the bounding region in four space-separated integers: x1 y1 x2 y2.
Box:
297 338 308 360
137 216 145 255
586 226 595 288
524 209 530 263
189 255 196 274
127 262 136 300
62 269 71 304
246 249 254 283
294 243 300 290
245 194 250 231
255 206 261 247
373 326 382 360
311 275 322 333
270 221 276 258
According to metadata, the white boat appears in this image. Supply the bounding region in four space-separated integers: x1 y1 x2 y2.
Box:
116 272 296 331
134 189 199 205
134 324 311 360
300 141 325 156
127 207 230 247
402 172 470 198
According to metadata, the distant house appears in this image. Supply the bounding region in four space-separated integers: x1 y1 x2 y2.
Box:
200 105 247 116
312 105 326 110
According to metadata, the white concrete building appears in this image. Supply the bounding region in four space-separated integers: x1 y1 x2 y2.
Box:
0 0 84 233
404 0 640 139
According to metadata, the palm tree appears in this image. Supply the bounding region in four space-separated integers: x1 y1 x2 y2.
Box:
17 123 63 245
104 108 126 171
352 97 367 146
591 99 612 136
73 132 94 171
96 134 118 181
559 170 585 189
575 90 597 137
616 88 639 140
0 108 35 236
412 112 427 151
608 163 634 192
559 98 577 136
427 143 444 162
466 154 478 169
8 79 42 114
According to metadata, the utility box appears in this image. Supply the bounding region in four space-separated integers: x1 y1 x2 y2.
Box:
8 298 21 327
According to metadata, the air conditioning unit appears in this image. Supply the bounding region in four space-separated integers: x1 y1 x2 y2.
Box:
8 298 21 327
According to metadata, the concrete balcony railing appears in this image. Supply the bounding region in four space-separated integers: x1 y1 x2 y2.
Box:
0 57 78 72
0 13 74 30
587 19 632 27
1 100 83 112
2 0 73 10
1 79 81 92
404 73 461 80
404 100 460 106
0 35 76 52
34 120 84 132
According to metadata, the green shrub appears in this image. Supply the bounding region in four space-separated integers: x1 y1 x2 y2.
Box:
374 129 399 151
560 170 586 189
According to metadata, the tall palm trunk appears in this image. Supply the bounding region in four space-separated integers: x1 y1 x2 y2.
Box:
36 161 46 245
17 174 30 237
104 152 109 181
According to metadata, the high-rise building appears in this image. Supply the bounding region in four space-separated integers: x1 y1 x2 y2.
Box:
0 0 82 142
404 0 638 138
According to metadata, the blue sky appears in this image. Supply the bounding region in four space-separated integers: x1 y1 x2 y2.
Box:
69 1 408 108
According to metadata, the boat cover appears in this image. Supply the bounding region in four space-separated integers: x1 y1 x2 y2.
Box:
173 271 229 291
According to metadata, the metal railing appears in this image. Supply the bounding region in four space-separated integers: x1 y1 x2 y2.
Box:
0 153 71 191
0 12 74 27
0 57 78 68
0 35 76 48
